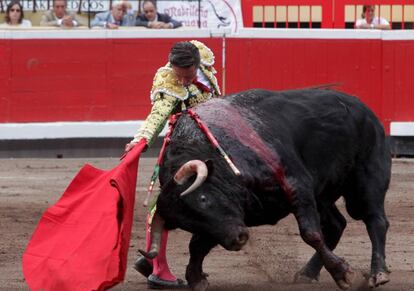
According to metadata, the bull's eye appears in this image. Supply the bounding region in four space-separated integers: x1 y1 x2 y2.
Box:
198 194 209 209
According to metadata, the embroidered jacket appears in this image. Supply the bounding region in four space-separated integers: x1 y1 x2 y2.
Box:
134 40 221 146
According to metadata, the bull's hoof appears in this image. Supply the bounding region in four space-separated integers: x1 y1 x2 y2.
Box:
335 269 355 290
293 270 319 283
190 278 209 291
367 272 390 288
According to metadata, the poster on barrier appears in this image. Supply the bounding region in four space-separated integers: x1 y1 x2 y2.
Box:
157 0 244 33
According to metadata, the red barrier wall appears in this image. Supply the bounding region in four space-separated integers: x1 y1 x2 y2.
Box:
225 38 384 126
223 34 414 134
382 39 414 123
0 37 222 123
1 30 414 136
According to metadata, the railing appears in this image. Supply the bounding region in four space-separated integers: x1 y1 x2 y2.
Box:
242 0 332 28
336 0 414 29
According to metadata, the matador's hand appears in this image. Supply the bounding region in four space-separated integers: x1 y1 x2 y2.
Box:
124 142 135 152
125 138 148 153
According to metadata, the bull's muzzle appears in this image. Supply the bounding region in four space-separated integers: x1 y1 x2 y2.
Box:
174 160 208 196
226 226 250 251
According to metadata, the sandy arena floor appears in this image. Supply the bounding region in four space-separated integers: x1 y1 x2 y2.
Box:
0 157 413 291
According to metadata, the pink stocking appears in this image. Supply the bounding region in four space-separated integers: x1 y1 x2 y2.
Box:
146 214 177 281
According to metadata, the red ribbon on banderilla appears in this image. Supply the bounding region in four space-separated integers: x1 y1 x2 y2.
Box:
144 109 241 206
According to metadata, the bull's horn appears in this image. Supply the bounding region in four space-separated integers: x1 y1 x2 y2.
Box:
138 213 164 259
174 160 208 196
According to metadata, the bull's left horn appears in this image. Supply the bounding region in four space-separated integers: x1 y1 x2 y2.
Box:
138 213 164 259
174 160 208 196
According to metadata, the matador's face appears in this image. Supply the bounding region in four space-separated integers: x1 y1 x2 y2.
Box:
172 65 197 87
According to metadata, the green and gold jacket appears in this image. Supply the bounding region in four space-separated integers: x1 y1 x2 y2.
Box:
134 40 221 146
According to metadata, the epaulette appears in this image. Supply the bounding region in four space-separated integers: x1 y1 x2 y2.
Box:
190 40 215 67
150 66 189 103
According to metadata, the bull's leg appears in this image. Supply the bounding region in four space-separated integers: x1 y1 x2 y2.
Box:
345 188 390 287
363 210 390 287
344 152 391 288
361 173 390 288
186 234 217 291
292 191 354 289
346 199 390 287
294 203 347 282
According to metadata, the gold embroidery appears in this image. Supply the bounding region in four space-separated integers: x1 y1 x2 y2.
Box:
135 93 179 145
190 40 215 66
200 65 221 96
150 67 188 102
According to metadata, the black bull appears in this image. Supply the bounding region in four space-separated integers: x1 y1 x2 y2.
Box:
147 89 391 290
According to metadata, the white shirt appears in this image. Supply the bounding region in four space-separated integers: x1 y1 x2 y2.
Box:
355 17 389 28
196 68 212 91
57 18 78 27
0 19 32 28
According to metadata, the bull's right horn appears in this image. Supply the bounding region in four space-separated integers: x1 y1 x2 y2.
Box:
174 160 208 196
138 212 164 259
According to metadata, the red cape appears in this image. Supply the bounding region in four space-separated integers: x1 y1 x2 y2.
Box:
23 142 146 291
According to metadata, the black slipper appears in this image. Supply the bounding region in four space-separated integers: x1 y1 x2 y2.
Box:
147 274 188 289
133 256 153 278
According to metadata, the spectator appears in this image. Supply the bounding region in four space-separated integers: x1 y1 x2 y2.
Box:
355 5 391 30
136 0 182 29
124 0 137 26
91 0 134 29
40 0 82 28
91 0 135 29
0 1 32 28
125 40 220 289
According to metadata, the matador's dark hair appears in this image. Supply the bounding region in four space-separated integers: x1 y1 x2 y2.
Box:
169 42 200 68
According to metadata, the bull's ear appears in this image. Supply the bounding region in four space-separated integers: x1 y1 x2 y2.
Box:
204 159 214 177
